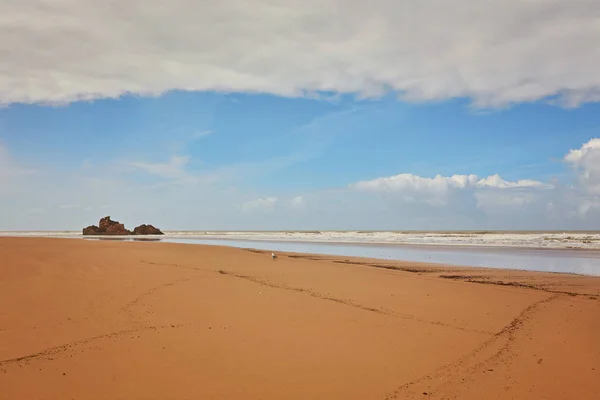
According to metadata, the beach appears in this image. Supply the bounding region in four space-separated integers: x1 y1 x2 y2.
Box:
1 237 599 399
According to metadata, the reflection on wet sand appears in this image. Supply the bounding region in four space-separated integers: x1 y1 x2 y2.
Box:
150 237 600 276
86 237 162 242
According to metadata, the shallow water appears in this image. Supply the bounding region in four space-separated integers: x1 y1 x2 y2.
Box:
5 232 600 276
156 237 600 276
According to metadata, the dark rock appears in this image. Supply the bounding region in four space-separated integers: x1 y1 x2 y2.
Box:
105 223 131 235
98 216 121 233
82 225 100 235
132 224 164 235
82 216 161 236
94 216 130 235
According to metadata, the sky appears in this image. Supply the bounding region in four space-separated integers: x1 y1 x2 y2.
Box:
1 0 600 231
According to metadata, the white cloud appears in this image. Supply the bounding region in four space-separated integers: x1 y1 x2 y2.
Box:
3 138 600 230
191 130 214 139
350 173 551 193
241 197 279 213
1 1 599 107
577 198 600 217
350 174 476 193
564 138 600 194
340 139 600 225
474 191 538 215
128 155 190 179
290 196 306 209
475 174 554 189
559 138 600 219
348 171 563 219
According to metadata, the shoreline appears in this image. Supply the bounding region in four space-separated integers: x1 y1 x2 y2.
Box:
5 231 600 253
156 235 600 254
141 239 600 277
5 234 600 276
1 237 599 399
95 236 600 276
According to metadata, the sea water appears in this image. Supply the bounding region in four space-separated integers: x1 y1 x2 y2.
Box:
2 230 600 276
157 237 600 276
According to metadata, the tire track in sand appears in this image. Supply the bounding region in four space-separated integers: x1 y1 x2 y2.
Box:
383 293 560 399
120 276 195 324
217 270 491 335
0 324 188 368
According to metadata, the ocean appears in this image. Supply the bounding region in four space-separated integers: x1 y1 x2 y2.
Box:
2 230 600 249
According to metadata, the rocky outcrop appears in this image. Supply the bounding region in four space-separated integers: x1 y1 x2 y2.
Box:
105 223 131 235
99 216 120 232
132 224 164 235
82 216 162 236
91 216 130 235
82 225 100 235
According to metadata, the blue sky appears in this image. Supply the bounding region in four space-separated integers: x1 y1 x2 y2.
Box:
2 92 599 230
1 1 599 230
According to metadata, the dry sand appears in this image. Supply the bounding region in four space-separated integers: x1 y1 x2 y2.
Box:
1 237 599 399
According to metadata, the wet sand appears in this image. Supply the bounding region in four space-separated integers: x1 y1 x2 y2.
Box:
1 237 599 399
155 237 600 275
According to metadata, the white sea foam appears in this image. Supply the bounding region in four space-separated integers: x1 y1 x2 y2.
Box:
2 230 600 250
163 231 600 249
0 231 81 237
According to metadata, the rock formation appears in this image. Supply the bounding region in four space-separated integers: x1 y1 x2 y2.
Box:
132 224 163 235
105 223 131 235
98 216 131 235
82 225 100 235
82 216 163 236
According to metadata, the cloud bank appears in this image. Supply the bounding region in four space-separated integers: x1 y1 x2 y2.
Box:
2 133 600 230
239 139 600 229
350 173 553 193
564 138 600 195
1 0 600 107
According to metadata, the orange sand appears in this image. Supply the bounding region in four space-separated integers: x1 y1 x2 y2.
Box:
1 238 599 399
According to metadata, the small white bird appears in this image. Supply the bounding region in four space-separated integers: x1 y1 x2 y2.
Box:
271 252 277 259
